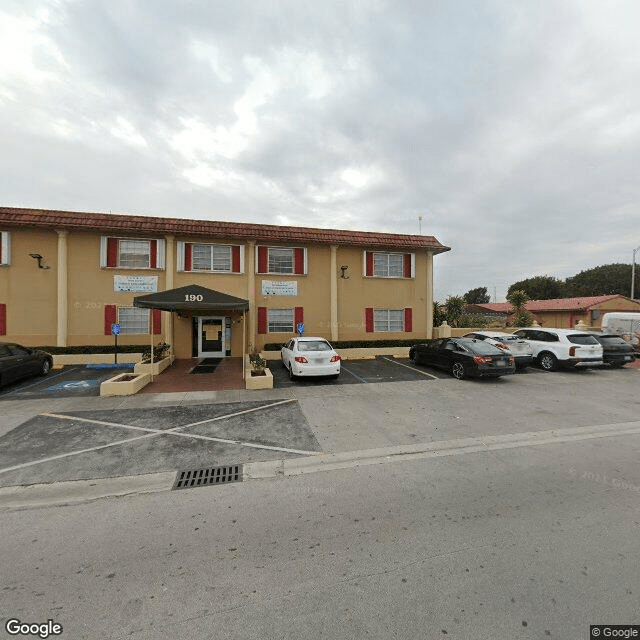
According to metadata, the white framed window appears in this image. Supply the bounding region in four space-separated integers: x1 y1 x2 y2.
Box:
374 309 404 332
268 309 294 333
119 240 150 269
118 307 150 334
0 231 10 266
374 252 404 278
268 248 294 274
192 244 232 271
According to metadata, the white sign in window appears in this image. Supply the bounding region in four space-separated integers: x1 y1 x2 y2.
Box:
261 280 298 296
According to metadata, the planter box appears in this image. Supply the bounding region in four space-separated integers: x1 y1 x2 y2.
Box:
245 368 273 390
100 372 151 397
134 356 174 376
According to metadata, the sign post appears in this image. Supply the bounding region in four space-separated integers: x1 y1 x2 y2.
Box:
297 322 305 336
111 323 121 364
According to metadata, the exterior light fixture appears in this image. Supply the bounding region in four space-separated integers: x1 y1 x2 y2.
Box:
29 253 50 269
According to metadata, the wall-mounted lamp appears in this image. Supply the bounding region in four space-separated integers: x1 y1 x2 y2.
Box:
29 253 50 269
340 265 350 279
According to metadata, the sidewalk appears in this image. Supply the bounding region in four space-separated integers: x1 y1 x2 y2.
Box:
140 358 245 393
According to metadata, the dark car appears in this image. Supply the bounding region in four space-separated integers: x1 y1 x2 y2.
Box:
587 333 636 368
409 337 516 380
0 343 53 388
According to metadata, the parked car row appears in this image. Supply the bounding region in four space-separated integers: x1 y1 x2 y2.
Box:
280 328 636 382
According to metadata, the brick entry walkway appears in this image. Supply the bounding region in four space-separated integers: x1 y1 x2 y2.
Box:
140 358 245 393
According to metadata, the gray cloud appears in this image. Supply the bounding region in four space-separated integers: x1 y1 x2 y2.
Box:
1 0 639 301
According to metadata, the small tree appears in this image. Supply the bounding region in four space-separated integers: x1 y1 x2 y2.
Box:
463 286 490 304
444 295 466 328
433 301 446 327
458 312 488 328
507 289 534 327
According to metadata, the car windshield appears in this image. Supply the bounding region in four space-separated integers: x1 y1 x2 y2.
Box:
297 340 332 352
567 334 599 345
500 335 521 342
598 335 629 346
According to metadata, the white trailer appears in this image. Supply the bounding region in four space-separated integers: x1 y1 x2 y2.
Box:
600 312 640 347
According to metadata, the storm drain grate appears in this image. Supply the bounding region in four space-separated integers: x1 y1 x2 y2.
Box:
173 465 243 490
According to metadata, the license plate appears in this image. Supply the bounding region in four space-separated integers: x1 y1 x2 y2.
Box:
495 359 505 366
313 358 325 364
625 356 631 361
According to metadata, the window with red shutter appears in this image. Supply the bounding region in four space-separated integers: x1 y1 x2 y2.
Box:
104 305 117 335
257 246 268 273
404 308 412 332
294 307 304 326
152 309 162 334
294 248 305 274
150 240 158 269
365 251 373 277
232 246 241 273
0 304 6 335
403 254 412 278
365 308 374 332
106 238 118 268
184 243 192 271
258 307 267 334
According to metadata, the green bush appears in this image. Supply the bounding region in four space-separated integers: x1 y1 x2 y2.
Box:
33 344 147 355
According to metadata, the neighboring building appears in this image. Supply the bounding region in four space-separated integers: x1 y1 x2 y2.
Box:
472 295 640 329
0 207 450 358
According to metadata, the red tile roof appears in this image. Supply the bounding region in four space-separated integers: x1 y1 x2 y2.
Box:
475 295 635 313
0 207 450 253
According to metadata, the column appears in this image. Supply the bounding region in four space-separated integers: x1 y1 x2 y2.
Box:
56 230 68 347
426 251 434 339
247 241 256 347
164 235 174 350
330 245 338 341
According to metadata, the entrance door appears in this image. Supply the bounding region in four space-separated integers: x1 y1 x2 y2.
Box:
198 316 225 358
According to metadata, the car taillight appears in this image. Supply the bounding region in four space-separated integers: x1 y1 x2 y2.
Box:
294 356 308 363
495 342 509 350
473 356 492 365
508 357 514 364
330 355 341 362
569 347 576 356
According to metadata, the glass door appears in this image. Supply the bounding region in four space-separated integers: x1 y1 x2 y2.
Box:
197 316 225 357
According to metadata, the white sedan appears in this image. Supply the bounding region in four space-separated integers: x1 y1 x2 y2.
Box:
281 337 341 380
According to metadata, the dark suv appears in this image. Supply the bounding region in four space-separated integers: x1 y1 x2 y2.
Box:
586 333 636 368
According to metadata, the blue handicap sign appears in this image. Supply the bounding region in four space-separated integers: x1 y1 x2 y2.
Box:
111 323 121 335
297 322 305 335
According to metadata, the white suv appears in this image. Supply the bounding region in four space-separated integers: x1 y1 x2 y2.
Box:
513 328 603 371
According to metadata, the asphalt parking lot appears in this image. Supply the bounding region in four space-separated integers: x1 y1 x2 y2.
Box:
0 365 135 400
271 355 450 387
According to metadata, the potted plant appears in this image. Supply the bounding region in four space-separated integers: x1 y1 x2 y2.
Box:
248 344 267 376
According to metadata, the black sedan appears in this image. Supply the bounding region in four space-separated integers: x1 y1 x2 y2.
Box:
0 343 53 389
588 333 636 368
409 338 516 380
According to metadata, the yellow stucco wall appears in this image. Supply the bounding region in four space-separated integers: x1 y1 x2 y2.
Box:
1 229 436 355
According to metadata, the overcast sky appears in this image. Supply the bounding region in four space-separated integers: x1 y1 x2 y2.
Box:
1 0 639 301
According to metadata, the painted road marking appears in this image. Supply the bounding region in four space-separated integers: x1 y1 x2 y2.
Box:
379 356 439 379
340 365 368 383
0 368 78 397
0 401 317 476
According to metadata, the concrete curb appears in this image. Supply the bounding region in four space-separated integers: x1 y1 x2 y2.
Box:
0 471 176 510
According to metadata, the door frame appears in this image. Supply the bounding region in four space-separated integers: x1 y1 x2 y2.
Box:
197 316 226 358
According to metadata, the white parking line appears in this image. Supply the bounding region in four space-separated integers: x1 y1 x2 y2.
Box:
0 400 316 476
340 365 368 383
378 356 438 379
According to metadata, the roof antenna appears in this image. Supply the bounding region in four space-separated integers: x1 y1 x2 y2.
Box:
418 215 423 234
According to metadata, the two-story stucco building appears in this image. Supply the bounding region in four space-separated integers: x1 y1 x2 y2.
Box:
0 207 450 359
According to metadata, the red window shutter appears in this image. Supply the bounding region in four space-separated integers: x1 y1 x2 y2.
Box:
0 304 6 335
150 240 157 268
184 243 192 271
104 305 117 335
232 246 241 273
0 239 2 263
403 254 412 278
365 308 374 332
294 248 305 274
404 308 413 332
106 238 118 267
152 309 162 334
365 251 373 277
294 307 304 326
258 307 267 334
258 246 268 273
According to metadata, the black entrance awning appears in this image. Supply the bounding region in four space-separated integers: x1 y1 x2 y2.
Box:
133 284 249 311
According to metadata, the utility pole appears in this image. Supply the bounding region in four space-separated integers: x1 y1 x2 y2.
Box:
632 246 640 300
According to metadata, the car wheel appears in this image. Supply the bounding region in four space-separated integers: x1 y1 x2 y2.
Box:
40 359 51 376
451 361 466 380
288 365 296 381
538 352 558 371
